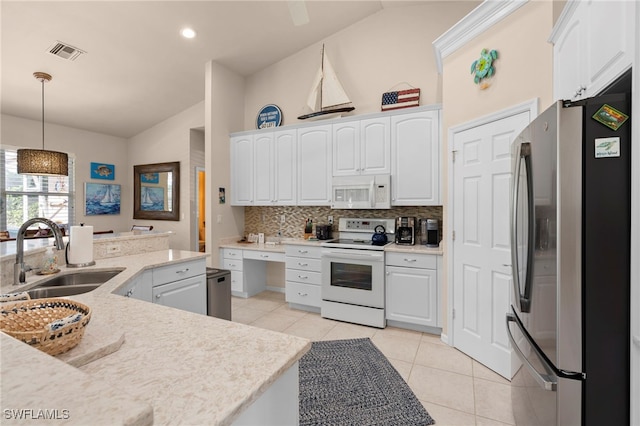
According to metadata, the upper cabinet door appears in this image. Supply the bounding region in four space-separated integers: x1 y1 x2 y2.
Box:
230 135 254 205
332 121 360 176
391 110 440 206
552 1 635 101
253 132 274 205
360 117 390 175
332 118 390 176
273 129 297 205
297 125 332 205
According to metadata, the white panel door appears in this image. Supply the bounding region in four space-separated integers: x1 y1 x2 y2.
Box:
230 135 254 205
360 117 390 175
452 111 530 379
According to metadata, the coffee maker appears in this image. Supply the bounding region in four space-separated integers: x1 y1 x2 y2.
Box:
419 218 439 247
395 217 416 245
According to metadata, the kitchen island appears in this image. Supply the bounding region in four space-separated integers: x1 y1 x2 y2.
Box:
1 250 310 425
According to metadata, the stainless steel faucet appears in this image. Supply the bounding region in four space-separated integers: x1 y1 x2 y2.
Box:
14 217 65 285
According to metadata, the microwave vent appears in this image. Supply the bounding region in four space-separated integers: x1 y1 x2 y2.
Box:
47 41 86 61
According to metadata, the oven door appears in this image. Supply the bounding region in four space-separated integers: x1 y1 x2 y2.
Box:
321 248 384 308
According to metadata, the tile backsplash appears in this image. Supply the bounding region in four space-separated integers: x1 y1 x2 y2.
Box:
244 206 443 240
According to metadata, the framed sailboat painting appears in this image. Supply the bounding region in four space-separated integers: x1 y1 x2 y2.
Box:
85 183 121 215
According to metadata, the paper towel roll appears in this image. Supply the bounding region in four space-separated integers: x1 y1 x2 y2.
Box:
68 225 94 265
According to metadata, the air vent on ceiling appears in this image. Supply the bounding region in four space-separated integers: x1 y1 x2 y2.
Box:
47 41 86 61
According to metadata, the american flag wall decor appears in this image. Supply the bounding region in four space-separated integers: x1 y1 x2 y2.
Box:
381 88 420 111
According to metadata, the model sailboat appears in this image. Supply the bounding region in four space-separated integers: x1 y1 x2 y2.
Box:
298 45 355 120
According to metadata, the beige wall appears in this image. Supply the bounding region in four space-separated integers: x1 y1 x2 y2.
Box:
440 0 555 335
243 2 479 131
1 113 130 233
205 61 246 267
127 101 205 251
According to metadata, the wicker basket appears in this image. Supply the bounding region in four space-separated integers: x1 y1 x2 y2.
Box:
0 298 92 356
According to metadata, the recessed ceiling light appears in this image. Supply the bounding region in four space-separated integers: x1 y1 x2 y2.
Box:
180 28 196 39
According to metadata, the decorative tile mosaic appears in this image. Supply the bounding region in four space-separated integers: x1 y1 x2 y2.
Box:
244 206 443 240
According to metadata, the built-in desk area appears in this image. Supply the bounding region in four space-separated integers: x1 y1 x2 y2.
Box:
219 239 323 298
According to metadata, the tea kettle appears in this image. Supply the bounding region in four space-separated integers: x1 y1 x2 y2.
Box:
371 225 388 246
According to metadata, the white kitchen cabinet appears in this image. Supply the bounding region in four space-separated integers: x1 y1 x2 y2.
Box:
230 134 254 205
221 248 244 296
297 125 332 205
153 275 207 315
118 270 152 302
391 110 440 205
151 258 207 315
332 117 390 176
252 129 297 206
253 132 274 205
273 129 297 205
385 252 439 330
551 1 635 101
285 245 322 312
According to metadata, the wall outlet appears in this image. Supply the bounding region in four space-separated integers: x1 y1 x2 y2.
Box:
106 244 121 254
328 215 334 225
280 215 286 224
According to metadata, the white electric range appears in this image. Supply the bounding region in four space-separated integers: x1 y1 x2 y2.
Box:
320 218 395 328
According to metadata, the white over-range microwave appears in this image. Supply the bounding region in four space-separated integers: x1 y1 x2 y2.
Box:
331 175 391 209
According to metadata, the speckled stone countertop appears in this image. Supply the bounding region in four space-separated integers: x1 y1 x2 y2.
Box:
1 250 311 425
220 237 444 256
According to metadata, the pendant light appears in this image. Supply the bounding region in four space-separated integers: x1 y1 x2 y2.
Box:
17 72 69 176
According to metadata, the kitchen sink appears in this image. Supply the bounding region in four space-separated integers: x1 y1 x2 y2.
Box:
27 269 124 298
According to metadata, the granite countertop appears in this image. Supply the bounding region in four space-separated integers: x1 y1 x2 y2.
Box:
1 250 311 425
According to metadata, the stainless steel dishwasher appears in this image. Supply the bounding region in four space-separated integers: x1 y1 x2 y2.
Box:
206 268 231 320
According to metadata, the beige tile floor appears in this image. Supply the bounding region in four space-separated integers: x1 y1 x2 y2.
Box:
232 290 516 426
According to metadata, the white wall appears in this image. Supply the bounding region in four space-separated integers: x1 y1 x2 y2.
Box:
1 113 129 233
127 101 205 251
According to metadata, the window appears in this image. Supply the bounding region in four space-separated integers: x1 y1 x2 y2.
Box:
1 147 75 237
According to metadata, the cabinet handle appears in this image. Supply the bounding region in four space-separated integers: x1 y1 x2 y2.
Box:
298 262 308 266
260 254 269 258
298 250 308 254
404 258 417 262
125 289 133 297
175 268 189 274
156 294 161 299
297 292 308 297
298 275 308 279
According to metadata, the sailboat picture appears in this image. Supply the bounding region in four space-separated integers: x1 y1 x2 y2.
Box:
140 185 165 211
85 183 121 215
298 44 355 120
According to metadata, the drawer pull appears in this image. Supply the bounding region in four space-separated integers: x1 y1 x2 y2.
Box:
298 250 308 254
298 262 308 267
260 254 269 258
297 292 308 297
298 275 308 279
404 258 417 263
175 268 189 274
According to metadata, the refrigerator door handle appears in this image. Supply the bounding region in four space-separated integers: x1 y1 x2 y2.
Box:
510 142 535 312
506 312 557 391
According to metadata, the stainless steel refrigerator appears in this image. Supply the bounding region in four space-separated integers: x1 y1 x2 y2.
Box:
506 91 631 425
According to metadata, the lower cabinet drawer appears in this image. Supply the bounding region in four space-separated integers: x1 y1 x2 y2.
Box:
285 269 321 286
223 259 243 272
385 252 437 269
285 257 321 272
285 282 321 307
152 259 206 286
